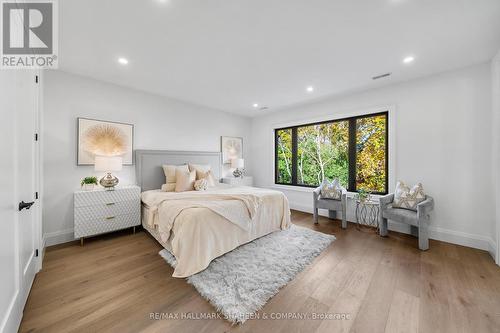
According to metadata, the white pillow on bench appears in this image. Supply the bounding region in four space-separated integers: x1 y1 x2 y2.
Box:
320 178 342 200
392 181 426 211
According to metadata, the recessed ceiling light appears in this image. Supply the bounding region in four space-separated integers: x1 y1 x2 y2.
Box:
306 86 314 93
403 56 415 64
252 103 259 108
118 57 129 65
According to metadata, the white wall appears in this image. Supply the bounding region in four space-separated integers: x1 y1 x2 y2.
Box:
250 63 495 252
42 70 251 246
492 51 500 263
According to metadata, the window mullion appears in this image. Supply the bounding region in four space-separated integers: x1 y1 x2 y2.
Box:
348 119 357 191
291 127 298 185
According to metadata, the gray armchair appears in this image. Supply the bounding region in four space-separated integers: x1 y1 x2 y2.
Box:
313 187 347 229
379 194 434 250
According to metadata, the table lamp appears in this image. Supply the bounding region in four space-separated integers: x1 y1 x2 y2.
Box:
95 155 122 190
231 158 245 178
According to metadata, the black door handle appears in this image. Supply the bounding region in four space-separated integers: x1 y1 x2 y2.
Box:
19 201 35 211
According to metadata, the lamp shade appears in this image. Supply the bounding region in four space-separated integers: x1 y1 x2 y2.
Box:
94 155 123 172
231 158 244 169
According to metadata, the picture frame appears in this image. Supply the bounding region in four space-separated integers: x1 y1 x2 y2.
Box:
221 136 243 164
77 117 134 165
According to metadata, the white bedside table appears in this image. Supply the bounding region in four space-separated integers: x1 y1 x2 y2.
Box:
74 185 141 245
222 176 253 187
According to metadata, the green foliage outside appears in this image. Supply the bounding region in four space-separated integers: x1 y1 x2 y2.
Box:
276 128 292 183
276 115 386 193
355 116 386 193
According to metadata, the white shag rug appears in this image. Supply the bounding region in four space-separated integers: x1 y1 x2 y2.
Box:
159 224 335 324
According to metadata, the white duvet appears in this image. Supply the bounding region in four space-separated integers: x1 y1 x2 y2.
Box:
142 185 291 277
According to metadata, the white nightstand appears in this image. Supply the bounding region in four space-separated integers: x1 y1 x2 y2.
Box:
74 185 141 245
222 176 253 187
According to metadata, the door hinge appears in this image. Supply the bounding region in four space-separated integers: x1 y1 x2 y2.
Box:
35 133 38 141
35 75 39 84
35 192 39 200
35 249 39 257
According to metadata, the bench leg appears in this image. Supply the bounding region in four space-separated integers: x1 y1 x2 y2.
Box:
328 210 337 220
313 207 319 224
418 224 429 250
379 217 388 237
341 205 347 229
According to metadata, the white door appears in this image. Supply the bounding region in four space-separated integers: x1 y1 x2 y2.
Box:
0 70 41 333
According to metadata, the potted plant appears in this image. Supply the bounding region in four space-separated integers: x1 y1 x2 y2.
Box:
355 189 371 203
81 176 98 191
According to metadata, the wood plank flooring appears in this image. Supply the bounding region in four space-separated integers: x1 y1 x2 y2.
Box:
19 211 500 333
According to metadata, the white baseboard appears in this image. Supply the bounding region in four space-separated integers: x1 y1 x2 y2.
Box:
290 202 495 253
43 204 498 260
488 238 497 263
43 228 74 247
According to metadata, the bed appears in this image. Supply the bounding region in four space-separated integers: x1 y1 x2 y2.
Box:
136 150 291 278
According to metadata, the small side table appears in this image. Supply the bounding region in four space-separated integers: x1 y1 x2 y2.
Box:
355 199 379 232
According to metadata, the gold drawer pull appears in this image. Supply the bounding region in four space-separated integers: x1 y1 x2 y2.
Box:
105 216 116 220
105 202 115 206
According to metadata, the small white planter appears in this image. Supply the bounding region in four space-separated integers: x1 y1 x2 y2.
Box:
82 184 95 191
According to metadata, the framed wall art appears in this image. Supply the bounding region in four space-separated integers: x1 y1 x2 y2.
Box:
77 117 134 165
221 136 243 164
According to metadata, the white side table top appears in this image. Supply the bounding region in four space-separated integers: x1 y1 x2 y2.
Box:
75 184 140 193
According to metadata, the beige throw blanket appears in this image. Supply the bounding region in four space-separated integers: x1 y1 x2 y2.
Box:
146 191 262 243
142 186 291 277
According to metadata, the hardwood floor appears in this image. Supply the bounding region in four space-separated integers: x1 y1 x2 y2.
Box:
20 211 500 333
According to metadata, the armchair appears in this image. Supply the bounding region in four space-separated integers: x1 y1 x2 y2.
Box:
379 193 434 250
313 187 347 228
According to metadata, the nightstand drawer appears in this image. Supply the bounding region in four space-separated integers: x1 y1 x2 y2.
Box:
74 188 140 208
74 211 140 238
74 199 139 221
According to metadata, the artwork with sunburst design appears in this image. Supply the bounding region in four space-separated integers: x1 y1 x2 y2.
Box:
77 118 134 165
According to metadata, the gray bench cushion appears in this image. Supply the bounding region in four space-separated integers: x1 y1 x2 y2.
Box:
382 205 418 226
315 198 343 210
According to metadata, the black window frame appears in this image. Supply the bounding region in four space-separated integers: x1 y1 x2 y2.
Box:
274 111 389 195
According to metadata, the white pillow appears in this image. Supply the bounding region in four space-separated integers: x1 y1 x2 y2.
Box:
162 164 189 191
189 163 211 175
174 169 196 192
392 181 426 211
320 178 342 200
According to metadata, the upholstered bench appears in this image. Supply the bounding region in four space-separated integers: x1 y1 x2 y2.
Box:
379 193 434 250
313 187 347 229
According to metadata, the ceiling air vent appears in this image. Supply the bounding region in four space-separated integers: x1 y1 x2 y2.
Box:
372 72 391 80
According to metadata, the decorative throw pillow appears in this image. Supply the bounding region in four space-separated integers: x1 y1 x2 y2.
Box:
392 181 426 211
174 169 196 192
188 163 211 174
189 164 216 186
161 183 176 192
162 164 189 191
197 170 216 187
320 178 342 200
194 179 208 191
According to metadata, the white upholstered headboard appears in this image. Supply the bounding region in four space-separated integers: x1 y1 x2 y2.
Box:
135 150 222 191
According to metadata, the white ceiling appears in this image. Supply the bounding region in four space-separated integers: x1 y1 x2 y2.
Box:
59 0 500 116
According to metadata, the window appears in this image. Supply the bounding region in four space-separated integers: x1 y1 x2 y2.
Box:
274 112 388 194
